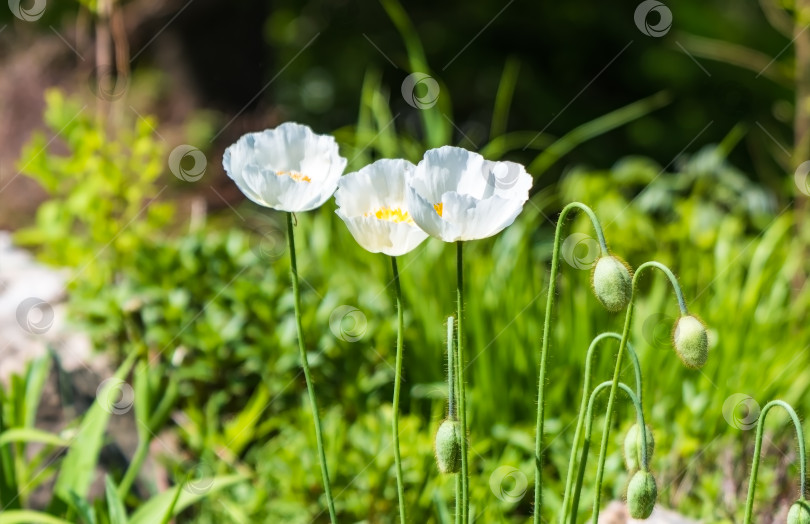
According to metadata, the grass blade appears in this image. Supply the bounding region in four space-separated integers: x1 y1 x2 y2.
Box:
528 91 672 176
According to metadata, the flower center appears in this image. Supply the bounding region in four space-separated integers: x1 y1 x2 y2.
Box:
275 170 312 183
365 207 414 224
434 203 443 217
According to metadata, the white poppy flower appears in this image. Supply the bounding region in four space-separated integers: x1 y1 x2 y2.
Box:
406 146 533 242
223 122 347 212
335 158 429 257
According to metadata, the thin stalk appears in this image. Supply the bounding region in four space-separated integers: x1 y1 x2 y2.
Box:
287 212 337 523
589 261 686 523
456 241 469 523
447 317 456 420
569 381 648 522
744 400 807 523
391 256 407 523
560 333 642 523
447 316 461 524
534 202 608 522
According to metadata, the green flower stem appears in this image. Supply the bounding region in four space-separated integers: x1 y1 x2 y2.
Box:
590 261 686 523
391 256 407 523
447 316 456 420
534 202 608 523
560 333 643 523
446 316 461 524
456 241 469 524
287 212 337 523
568 381 648 523
744 400 808 523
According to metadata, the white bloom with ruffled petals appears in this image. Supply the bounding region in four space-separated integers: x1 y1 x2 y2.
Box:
335 159 429 257
406 146 532 242
223 122 347 212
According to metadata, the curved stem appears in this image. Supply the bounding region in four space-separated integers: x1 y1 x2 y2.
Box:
390 256 407 523
287 213 337 523
534 202 608 523
744 400 808 523
569 381 647 523
560 333 643 523
589 261 688 523
456 242 469 523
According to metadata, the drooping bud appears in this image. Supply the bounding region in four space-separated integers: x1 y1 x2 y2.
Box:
623 423 655 472
788 500 810 524
672 315 709 369
591 256 632 312
626 470 657 519
434 419 462 474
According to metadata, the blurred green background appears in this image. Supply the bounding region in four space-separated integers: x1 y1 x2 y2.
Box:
1 0 809 522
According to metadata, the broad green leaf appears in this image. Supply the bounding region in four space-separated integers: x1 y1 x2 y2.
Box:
51 351 138 507
105 476 128 524
0 428 69 447
24 356 51 428
529 91 672 176
66 492 96 524
0 511 72 524
128 475 242 524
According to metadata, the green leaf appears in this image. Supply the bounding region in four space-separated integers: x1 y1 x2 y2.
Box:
0 511 73 524
0 428 70 447
128 475 243 524
66 492 96 524
24 356 51 428
105 476 128 524
157 485 182 524
51 351 138 508
490 56 521 139
528 91 672 176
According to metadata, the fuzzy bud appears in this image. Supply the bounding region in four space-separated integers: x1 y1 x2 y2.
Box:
673 315 709 369
592 256 632 312
434 419 462 474
623 423 655 473
626 470 657 519
788 501 810 524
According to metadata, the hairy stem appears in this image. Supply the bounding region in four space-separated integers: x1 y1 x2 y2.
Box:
534 202 608 522
589 261 686 523
456 242 469 523
569 381 648 522
446 316 461 524
287 212 337 523
391 256 407 523
744 400 807 523
560 333 643 523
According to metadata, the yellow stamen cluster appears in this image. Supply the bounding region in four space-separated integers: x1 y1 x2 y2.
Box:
276 170 312 183
365 207 415 224
434 203 443 217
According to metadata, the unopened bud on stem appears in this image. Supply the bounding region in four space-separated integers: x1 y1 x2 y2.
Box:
626 470 657 519
673 315 709 369
434 419 462 474
592 256 632 312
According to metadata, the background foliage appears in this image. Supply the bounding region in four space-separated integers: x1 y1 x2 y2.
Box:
3 0 810 522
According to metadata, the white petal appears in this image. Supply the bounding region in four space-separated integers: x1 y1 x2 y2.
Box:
336 212 428 257
445 192 527 240
222 122 346 212
335 158 415 217
411 146 487 202
407 146 532 241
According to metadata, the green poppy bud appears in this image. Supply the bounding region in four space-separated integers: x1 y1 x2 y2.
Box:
623 423 655 472
788 500 810 524
626 470 657 519
591 256 632 312
434 419 462 474
672 315 709 369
